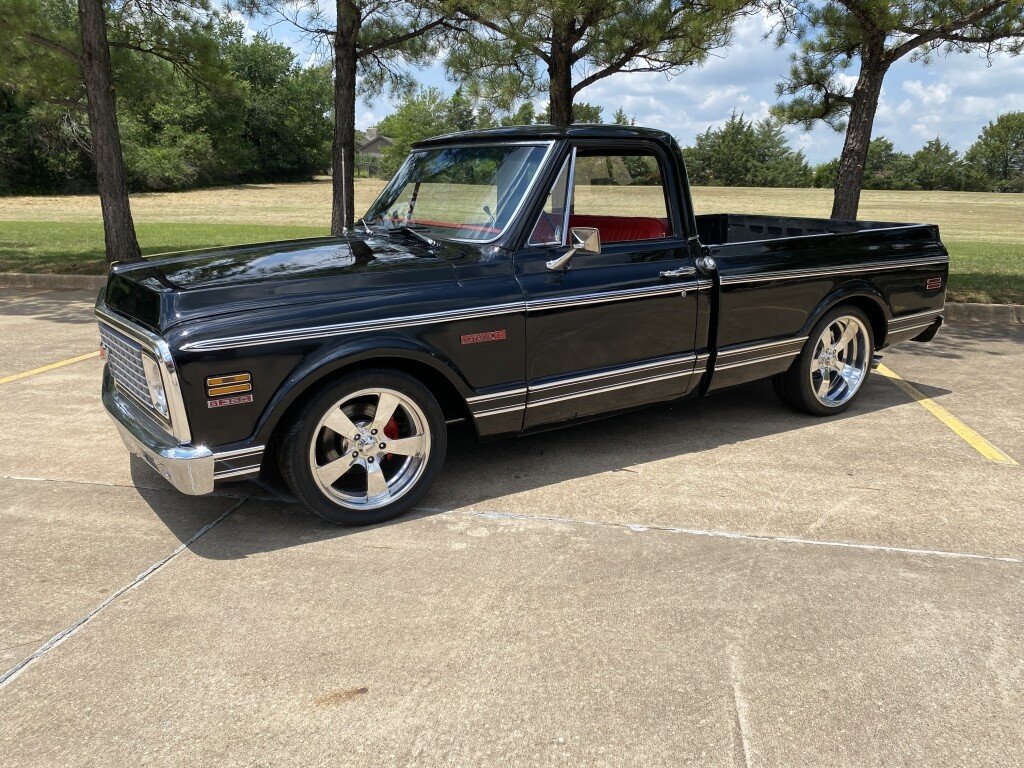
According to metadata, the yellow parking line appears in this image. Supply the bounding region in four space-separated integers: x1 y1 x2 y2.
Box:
0 351 100 385
877 363 1017 465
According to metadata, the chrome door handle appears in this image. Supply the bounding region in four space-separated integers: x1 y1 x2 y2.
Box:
659 266 697 278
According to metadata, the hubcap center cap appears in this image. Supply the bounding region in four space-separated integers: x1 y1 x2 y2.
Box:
355 433 379 457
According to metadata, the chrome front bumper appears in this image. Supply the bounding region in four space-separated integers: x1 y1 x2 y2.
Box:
102 367 214 495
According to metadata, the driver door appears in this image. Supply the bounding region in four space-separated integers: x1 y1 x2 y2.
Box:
515 140 702 429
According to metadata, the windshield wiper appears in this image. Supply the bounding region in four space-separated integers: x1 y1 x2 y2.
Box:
356 217 372 235
389 224 440 248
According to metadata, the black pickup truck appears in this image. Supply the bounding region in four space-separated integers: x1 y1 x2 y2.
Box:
96 125 947 524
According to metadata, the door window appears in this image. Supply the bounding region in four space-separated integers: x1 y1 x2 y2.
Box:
571 152 671 243
529 149 673 245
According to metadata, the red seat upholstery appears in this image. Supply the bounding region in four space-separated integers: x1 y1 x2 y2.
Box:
568 215 670 243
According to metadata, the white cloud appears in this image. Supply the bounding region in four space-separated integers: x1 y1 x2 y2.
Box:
245 8 1024 162
902 80 951 106
224 9 257 42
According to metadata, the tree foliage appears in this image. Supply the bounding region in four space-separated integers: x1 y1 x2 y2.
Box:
966 111 1024 192
237 0 452 232
0 19 332 193
684 111 813 187
447 0 751 127
769 0 1024 217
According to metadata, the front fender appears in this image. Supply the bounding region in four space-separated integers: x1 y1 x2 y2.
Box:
250 335 473 446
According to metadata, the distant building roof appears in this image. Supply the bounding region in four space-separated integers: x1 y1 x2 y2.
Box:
359 135 394 156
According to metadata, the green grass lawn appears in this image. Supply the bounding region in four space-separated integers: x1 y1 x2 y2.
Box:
1 180 1021 303
937 240 1024 305
0 221 328 275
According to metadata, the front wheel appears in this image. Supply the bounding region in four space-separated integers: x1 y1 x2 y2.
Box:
774 306 874 416
278 369 447 525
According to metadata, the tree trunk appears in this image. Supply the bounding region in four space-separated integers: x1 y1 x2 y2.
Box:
77 0 141 264
331 0 359 236
547 11 574 128
831 46 887 220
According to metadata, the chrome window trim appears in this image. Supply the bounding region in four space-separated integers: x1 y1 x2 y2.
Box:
362 141 556 246
561 147 577 247
527 150 574 247
719 256 950 285
96 306 192 444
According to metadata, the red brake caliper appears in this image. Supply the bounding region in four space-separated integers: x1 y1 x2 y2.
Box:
383 417 399 460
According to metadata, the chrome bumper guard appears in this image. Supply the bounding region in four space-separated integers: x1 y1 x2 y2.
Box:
102 367 214 495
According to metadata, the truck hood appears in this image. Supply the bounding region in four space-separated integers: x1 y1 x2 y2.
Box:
102 234 468 333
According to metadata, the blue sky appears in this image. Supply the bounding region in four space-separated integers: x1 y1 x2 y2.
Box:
245 11 1024 164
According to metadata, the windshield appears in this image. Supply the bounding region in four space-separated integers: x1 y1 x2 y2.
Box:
363 143 551 242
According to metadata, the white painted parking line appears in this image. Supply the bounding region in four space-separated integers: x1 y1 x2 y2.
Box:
430 508 1024 565
0 495 250 691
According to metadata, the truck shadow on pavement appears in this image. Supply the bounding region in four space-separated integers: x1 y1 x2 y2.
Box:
132 373 952 560
0 288 99 325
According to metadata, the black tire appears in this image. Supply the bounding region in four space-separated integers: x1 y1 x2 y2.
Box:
278 369 447 525
774 305 874 417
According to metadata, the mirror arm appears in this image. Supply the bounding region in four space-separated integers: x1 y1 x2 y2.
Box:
546 247 578 271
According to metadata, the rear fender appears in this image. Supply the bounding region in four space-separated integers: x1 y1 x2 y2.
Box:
801 283 892 348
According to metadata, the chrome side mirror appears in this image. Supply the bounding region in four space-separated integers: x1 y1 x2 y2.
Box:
545 227 601 271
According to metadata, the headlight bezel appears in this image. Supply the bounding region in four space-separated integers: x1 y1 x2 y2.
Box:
140 351 170 418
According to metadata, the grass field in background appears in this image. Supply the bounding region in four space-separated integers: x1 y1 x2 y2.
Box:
1 177 1021 303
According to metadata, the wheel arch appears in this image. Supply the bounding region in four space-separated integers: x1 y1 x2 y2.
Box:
803 284 890 349
252 337 474 449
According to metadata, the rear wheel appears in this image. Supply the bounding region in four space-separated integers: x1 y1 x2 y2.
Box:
279 370 447 525
774 306 874 416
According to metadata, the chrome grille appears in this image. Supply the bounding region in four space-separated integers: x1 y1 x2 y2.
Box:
99 323 157 414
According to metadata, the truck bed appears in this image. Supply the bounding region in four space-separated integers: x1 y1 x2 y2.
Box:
695 213 910 246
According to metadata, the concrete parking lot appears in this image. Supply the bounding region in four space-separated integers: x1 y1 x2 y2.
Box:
1 287 1022 767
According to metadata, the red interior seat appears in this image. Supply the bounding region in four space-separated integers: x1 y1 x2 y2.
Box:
568 215 670 243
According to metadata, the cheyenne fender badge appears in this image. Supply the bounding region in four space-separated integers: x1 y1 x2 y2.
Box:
461 330 507 345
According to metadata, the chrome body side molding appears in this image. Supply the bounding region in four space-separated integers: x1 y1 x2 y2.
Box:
180 283 703 353
718 256 950 286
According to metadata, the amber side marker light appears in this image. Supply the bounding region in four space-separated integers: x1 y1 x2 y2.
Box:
206 372 252 397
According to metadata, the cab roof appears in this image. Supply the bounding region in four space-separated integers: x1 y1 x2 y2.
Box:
412 123 677 149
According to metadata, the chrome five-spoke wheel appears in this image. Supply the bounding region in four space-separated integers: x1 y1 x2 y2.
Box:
279 369 447 525
309 388 430 510
809 315 870 407
773 305 875 416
